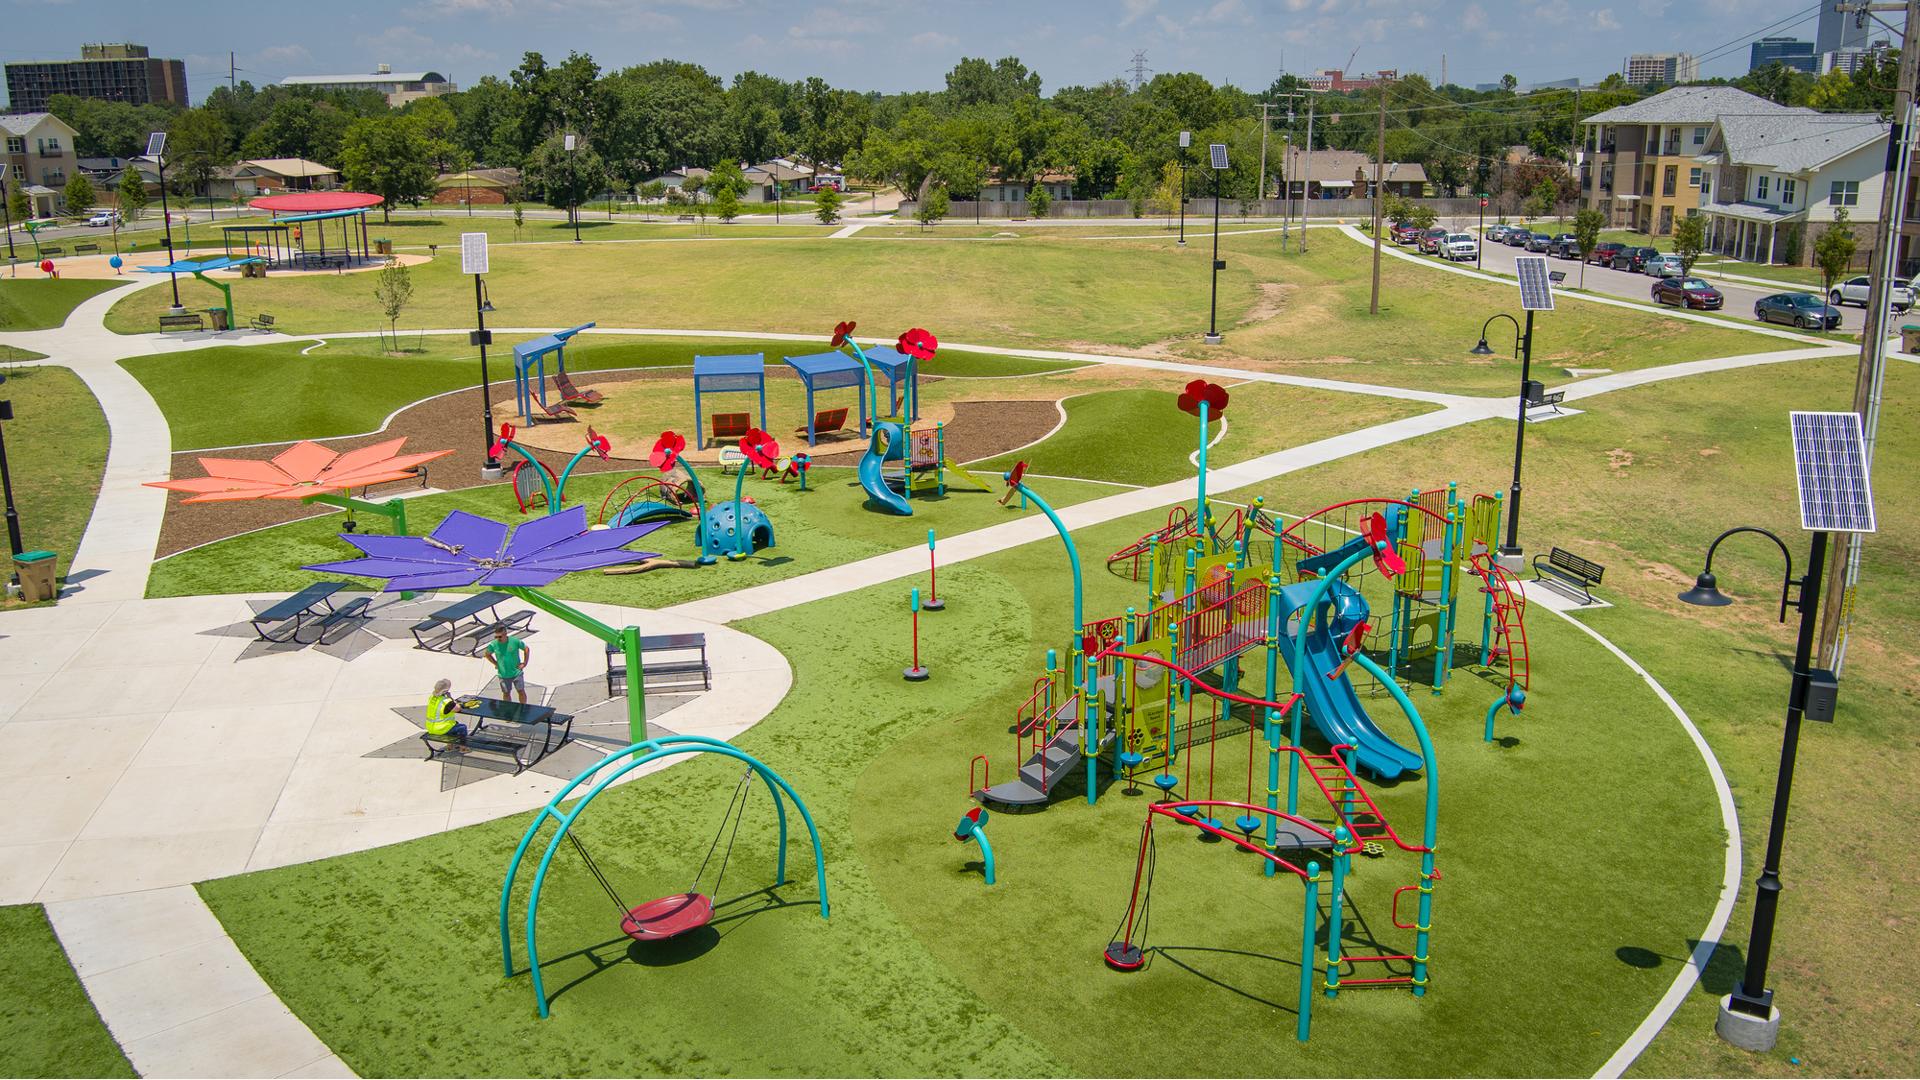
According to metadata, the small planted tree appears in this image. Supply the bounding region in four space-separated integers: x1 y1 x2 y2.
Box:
1027 183 1051 219
1815 208 1857 296
1383 193 1413 226
713 187 742 223
915 187 949 229
118 166 148 223
7 185 29 225
62 173 95 217
512 202 524 242
1573 207 1604 289
373 259 415 353
1672 213 1706 276
815 186 842 224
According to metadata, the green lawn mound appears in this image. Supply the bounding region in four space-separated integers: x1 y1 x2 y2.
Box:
197 504 1722 1077
0 278 119 331
0 905 135 1078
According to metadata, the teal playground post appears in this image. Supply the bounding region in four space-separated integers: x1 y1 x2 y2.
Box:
1298 861 1320 1041
954 806 995 884
1485 686 1525 742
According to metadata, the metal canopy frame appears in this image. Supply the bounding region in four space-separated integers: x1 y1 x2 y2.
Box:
692 354 768 447
782 351 869 445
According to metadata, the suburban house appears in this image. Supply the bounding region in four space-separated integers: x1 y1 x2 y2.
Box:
1695 111 1888 267
1 112 79 217
433 167 521 206
1579 85 1797 235
741 159 812 202
648 166 711 192
977 170 1075 204
238 158 339 192
1278 147 1427 199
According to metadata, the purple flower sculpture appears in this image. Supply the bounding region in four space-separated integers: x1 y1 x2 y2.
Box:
305 506 665 592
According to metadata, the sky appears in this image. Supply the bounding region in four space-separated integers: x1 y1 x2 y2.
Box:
0 0 1866 102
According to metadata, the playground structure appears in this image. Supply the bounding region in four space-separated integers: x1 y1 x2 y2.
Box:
512 323 605 423
498 736 830 1018
821 323 991 516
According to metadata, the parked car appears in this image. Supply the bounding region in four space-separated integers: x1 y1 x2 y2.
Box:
1486 223 1513 243
1643 253 1686 277
1443 233 1478 261
1505 228 1533 248
1755 292 1842 330
1651 277 1724 310
1611 246 1661 272
1588 241 1627 266
85 211 120 227
1418 227 1449 254
1548 233 1580 257
1390 222 1424 244
1828 274 1916 313
808 175 845 192
1523 232 1554 253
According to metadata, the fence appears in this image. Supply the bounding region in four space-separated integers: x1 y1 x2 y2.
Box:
897 196 1490 222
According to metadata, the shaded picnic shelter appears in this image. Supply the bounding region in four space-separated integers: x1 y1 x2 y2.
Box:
692 354 768 447
224 191 384 270
857 345 922 420
782 351 870 446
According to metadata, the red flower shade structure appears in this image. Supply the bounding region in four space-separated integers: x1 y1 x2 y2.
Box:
650 430 688 473
739 428 782 471
1176 379 1230 417
831 320 857 348
896 327 938 361
149 438 453 503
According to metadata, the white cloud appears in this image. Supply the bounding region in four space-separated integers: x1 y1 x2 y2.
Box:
251 44 312 67
909 31 960 50
1593 7 1621 30
1120 0 1157 28
1462 3 1487 30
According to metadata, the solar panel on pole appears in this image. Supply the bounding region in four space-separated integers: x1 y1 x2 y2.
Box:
1515 256 1555 311
1209 144 1229 170
1790 411 1876 533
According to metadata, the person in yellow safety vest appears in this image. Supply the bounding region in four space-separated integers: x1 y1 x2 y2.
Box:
426 678 468 740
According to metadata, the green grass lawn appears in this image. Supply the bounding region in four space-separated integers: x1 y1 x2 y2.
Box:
121 336 1086 451
0 279 118 331
366 214 838 248
103 228 1790 398
0 366 109 608
0 905 135 1078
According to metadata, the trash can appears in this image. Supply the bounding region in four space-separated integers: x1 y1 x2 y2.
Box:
206 307 230 331
1902 324 1920 353
14 550 57 602
374 238 394 256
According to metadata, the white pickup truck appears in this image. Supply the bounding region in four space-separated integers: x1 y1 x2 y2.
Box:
1828 275 1915 313
1443 233 1478 261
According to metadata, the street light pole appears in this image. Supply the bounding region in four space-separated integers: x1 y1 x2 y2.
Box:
1505 309 1534 555
0 389 22 581
154 146 182 312
0 164 16 261
1177 130 1190 246
1477 194 1487 272
1206 168 1223 344
475 274 500 479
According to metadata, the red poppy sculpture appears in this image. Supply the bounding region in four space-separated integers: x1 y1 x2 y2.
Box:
650 430 687 473
1176 379 1230 418
896 327 938 361
831 320 857 348
149 438 453 503
727 428 782 558
647 429 709 559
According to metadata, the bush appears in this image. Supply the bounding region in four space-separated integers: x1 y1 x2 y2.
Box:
815 187 842 224
914 188 949 229
713 188 741 223
1028 184 1051 218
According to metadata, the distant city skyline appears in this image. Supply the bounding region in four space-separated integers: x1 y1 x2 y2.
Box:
0 0 1878 104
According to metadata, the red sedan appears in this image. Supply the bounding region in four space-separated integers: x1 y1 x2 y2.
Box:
1651 276 1724 310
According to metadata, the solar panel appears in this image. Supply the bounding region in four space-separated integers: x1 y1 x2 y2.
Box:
146 132 166 158
1209 143 1229 170
1515 255 1555 311
1790 411 1876 533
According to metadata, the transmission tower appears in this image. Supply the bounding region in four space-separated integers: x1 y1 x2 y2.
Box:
1129 51 1151 90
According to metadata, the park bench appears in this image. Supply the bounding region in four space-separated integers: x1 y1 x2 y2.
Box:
797 406 849 440
553 368 603 405
709 411 751 446
1532 547 1605 606
250 582 364 642
1548 270 1567 284
159 312 206 333
1526 382 1567 416
420 729 532 774
250 312 276 332
73 242 99 255
410 591 534 655
38 245 63 257
606 633 712 696
675 214 696 223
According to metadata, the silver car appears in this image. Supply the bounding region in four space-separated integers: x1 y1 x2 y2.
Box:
1829 274 1915 313
1644 254 1686 278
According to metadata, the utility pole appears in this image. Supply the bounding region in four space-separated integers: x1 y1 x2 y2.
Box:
1301 103 1315 253
1257 100 1275 205
1370 84 1387 315
1819 0 1918 671
229 52 236 92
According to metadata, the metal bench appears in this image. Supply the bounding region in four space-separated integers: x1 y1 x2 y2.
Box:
607 633 711 696
1526 383 1567 416
73 242 100 255
250 582 347 642
420 730 532 774
38 245 63 257
159 312 206 333
251 312 276 332
410 591 534 654
1533 547 1605 605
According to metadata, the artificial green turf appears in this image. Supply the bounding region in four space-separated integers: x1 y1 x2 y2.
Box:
0 279 118 331
977 388 1217 486
121 337 1085 451
0 905 135 1078
196 496 1724 1077
0 366 109 608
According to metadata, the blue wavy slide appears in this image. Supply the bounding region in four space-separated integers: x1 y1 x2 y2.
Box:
1274 581 1424 780
859 421 912 516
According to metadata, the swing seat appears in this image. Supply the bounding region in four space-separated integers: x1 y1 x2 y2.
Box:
1103 941 1146 972
620 892 714 942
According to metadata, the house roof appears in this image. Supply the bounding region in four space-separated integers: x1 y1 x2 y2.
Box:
1583 85 1800 125
0 112 71 137
436 169 517 188
1711 112 1886 174
1280 147 1427 184
749 160 811 182
1701 199 1804 223
242 158 339 178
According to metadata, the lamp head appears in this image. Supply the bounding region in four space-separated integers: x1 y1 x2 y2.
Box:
1678 570 1733 607
1470 338 1494 356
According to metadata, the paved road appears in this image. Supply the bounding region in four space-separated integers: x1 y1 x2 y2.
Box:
1453 231 1870 333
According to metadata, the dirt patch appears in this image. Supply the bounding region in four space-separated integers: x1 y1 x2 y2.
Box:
1698 446 1722 457
1605 448 1634 476
947 400 1062 463
1236 282 1297 327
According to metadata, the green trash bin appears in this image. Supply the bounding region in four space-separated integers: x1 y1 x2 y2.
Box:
14 550 57 602
1901 324 1920 354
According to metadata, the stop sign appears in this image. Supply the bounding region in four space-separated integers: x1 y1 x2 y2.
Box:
1480 197 1489 208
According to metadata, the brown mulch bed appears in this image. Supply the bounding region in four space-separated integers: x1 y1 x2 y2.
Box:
155 370 1065 557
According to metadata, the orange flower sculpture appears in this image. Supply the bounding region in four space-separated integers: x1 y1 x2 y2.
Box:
149 438 453 503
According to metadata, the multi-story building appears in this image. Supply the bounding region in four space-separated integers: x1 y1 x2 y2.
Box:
1749 37 1817 73
0 112 80 216
279 65 455 107
1579 85 1797 236
1816 2 1870 55
1822 40 1891 75
1299 68 1398 93
4 43 188 112
1696 111 1888 268
1623 53 1699 86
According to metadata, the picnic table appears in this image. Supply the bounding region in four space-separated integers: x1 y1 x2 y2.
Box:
251 582 368 642
420 697 572 773
410 591 534 654
606 632 712 695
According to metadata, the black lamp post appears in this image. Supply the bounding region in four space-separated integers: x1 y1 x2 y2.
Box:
1679 524 1836 1050
1470 311 1534 556
1205 143 1229 345
1 163 16 261
149 133 183 312
1477 193 1488 271
1176 130 1190 247
474 277 500 477
0 380 22 586
565 133 582 244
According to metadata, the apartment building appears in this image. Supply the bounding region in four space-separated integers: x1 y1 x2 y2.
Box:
1579 85 1796 236
4 43 188 112
1622 53 1699 86
0 112 80 216
1697 112 1888 267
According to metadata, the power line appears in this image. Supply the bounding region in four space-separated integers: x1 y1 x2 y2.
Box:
1129 51 1151 92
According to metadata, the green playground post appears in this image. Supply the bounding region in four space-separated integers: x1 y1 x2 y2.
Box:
551 439 607 514
502 586 647 743
1326 827 1350 997
494 439 557 509
1298 861 1320 1042
1013 477 1082 633
844 339 883 426
1349 648 1439 996
675 459 713 565
1195 398 1210 545
303 490 412 598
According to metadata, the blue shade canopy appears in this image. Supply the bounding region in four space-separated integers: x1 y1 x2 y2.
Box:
513 322 598 363
783 351 862 379
304 506 665 592
135 256 266 274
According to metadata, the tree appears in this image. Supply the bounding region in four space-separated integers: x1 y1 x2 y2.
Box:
1525 177 1559 221
62 173 95 217
373 260 414 352
815 185 842 223
914 187 949 229
1814 208 1857 295
7 185 28 223
708 158 748 199
1407 204 1437 231
712 187 741 223
164 107 234 204
1383 193 1413 226
1573 207 1604 289
118 166 148 223
1671 213 1706 276
340 115 439 222
1027 183 1051 218
512 201 524 242
521 131 609 220
1148 160 1182 224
